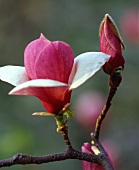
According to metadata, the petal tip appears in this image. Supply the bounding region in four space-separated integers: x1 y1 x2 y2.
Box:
40 33 50 42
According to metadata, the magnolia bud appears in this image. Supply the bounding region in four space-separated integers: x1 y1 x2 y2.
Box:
99 14 125 75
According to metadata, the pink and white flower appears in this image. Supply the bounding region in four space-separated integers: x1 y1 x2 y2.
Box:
0 34 110 114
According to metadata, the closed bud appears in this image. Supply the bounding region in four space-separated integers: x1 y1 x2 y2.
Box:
99 14 125 75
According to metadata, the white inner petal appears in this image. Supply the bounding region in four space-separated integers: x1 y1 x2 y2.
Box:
69 52 110 89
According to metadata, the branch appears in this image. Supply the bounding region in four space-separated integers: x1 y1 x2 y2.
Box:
0 149 99 168
0 118 114 170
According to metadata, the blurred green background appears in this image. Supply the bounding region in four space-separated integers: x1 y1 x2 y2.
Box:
0 0 139 169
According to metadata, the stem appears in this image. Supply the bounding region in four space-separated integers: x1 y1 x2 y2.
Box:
93 86 117 139
58 125 73 149
93 67 122 140
89 67 123 170
55 114 72 149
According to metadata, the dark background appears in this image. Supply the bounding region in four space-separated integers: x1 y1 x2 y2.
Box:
0 0 139 169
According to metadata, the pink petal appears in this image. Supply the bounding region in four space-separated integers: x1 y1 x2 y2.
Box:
103 20 122 54
82 143 94 154
24 34 50 79
0 66 30 86
100 15 125 74
35 41 74 84
69 52 110 89
41 89 72 114
9 79 69 95
82 143 94 170
82 143 104 170
9 79 70 114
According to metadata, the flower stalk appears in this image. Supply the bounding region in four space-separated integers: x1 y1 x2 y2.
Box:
93 67 123 140
55 110 73 149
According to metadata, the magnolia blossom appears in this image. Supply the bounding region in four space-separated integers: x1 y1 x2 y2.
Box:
99 14 125 75
82 143 104 170
0 34 110 114
82 141 119 170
